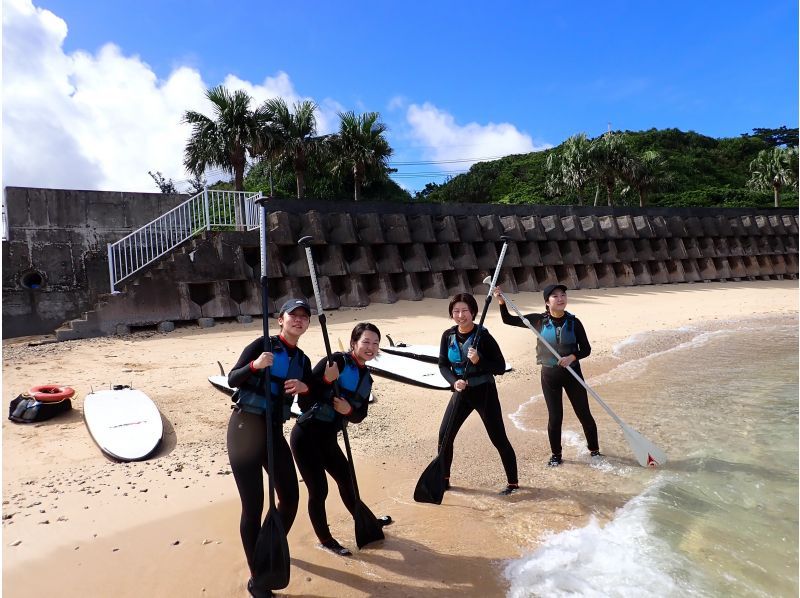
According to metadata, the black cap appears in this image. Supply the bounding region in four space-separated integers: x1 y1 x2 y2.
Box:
279 298 311 315
542 284 568 302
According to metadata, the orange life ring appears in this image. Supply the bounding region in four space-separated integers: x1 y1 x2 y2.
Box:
28 385 75 403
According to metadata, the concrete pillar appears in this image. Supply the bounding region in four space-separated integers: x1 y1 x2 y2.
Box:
554 265 580 289
455 215 483 242
683 237 703 259
443 269 471 296
425 243 456 271
580 215 606 239
738 215 760 236
698 237 717 258
408 214 437 243
631 261 652 285
298 211 328 244
784 235 798 254
381 214 412 244
336 274 370 307
633 215 655 238
342 245 377 274
700 217 720 237
713 258 732 280
364 273 397 304
614 239 637 262
695 257 718 280
768 236 786 254
715 216 734 236
598 215 622 238
633 238 654 261
310 276 342 311
517 241 543 267
534 265 560 288
593 263 616 287
561 215 586 240
267 211 296 245
755 236 772 255
558 240 583 265
279 245 308 278
713 238 731 257
616 215 638 239
684 216 704 237
356 213 385 244
666 260 687 283
520 215 549 241
597 239 618 263
650 238 670 260
667 216 689 237
417 271 450 299
575 264 600 289
769 254 787 275
755 255 774 277
499 242 523 268
647 261 669 284
667 237 688 260
274 278 308 313
781 214 798 235
373 244 404 273
727 216 747 237
317 245 348 277
680 259 699 282
433 215 461 243
450 242 479 269
754 215 775 235
577 240 601 264
478 214 505 241
768 215 787 235
726 237 744 256
398 243 432 272
785 254 799 275
650 216 671 238
512 266 539 291
727 256 747 279
612 262 635 286
539 241 564 265
740 236 757 256
741 256 761 278
327 213 359 244
499 215 527 241
541 215 567 240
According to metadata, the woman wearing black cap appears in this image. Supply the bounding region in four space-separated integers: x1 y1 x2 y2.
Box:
226 298 325 596
494 284 600 467
437 293 519 495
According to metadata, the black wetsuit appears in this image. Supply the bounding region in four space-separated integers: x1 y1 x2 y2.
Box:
290 352 371 543
499 304 599 455
226 335 313 576
437 325 518 486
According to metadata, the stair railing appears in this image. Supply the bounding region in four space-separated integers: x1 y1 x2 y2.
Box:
107 189 262 292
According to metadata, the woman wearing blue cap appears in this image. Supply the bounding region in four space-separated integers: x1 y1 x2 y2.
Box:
226 298 327 596
494 284 600 467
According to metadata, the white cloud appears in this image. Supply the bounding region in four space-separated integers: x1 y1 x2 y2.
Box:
1 0 340 193
405 102 548 169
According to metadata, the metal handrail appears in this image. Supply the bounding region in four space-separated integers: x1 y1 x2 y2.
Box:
107 189 262 291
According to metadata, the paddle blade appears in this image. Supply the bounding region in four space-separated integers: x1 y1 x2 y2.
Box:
353 501 385 548
621 423 668 468
413 457 445 504
252 510 291 590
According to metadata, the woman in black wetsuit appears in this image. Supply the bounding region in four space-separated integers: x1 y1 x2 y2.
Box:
226 298 324 596
437 293 519 495
290 322 392 556
495 284 600 467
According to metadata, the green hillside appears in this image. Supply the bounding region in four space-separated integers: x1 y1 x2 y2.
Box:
419 127 798 208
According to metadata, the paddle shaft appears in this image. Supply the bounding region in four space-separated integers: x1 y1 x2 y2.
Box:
258 204 278 511
300 239 364 504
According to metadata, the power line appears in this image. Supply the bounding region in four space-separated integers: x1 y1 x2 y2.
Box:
388 155 505 166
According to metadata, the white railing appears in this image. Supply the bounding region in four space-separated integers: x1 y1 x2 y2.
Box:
107 189 262 291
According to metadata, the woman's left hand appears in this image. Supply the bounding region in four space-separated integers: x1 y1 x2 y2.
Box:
333 396 352 415
558 355 577 368
467 347 480 364
284 379 308 395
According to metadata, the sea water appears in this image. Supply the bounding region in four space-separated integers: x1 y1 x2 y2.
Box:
505 316 799 598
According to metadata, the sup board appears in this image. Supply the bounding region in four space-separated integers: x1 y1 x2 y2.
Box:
381 341 513 372
83 386 163 461
367 351 452 390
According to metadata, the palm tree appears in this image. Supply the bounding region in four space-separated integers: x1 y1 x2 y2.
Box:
747 146 798 207
329 111 393 201
183 86 269 225
589 131 630 206
622 150 673 207
545 132 594 204
261 98 319 199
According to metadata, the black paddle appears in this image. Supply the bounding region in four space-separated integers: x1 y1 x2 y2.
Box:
299 235 385 549
413 236 511 504
251 197 291 591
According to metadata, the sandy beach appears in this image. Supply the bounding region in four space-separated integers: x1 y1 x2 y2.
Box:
2 280 798 597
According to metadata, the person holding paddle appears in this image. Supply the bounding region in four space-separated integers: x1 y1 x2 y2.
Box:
227 298 316 596
436 293 519 495
290 322 392 556
494 284 600 467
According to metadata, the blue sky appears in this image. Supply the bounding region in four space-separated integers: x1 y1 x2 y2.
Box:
3 0 798 193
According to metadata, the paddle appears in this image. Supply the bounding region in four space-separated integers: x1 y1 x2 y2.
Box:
413 236 511 504
299 235 385 549
251 198 291 591
486 278 667 468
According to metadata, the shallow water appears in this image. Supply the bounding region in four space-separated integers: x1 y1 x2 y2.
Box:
505 316 799 598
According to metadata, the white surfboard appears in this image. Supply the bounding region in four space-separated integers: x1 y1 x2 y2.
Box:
381 343 513 372
368 351 452 390
83 387 163 462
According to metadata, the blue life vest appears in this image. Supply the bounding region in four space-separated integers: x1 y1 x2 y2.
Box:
236 336 307 422
537 312 578 367
447 327 493 386
306 353 372 424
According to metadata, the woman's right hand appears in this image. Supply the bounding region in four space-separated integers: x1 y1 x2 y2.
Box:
493 286 505 305
323 360 340 383
252 352 273 369
454 379 468 392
